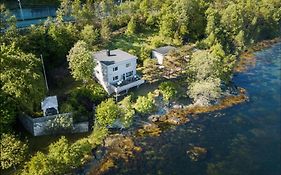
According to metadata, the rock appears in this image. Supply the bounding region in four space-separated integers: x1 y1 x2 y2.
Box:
167 116 180 125
137 123 161 137
173 104 183 109
186 146 207 161
148 115 160 122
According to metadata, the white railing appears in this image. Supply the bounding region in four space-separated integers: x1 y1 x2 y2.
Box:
110 79 145 94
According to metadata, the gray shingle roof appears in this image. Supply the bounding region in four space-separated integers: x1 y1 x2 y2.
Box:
93 49 136 66
153 46 176 55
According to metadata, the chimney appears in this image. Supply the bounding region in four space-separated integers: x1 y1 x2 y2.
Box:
107 49 110 56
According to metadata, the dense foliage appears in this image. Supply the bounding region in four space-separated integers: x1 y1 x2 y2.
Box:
0 134 28 170
95 98 121 127
134 93 155 115
23 137 91 175
67 40 95 82
0 0 280 173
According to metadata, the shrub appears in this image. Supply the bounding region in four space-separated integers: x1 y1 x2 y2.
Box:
95 98 121 127
134 93 155 115
159 81 178 102
1 134 28 170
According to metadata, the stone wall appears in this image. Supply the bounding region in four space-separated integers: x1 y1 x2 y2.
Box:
19 113 90 136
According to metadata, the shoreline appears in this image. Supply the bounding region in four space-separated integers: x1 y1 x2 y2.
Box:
234 37 281 72
83 38 281 174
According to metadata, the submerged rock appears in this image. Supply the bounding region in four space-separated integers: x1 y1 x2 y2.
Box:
158 109 190 125
186 146 207 161
137 123 161 137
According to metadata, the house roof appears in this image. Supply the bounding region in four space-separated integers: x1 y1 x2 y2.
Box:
153 46 176 55
93 49 136 66
41 96 58 110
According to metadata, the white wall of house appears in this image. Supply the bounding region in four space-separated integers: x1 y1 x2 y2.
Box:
107 58 137 84
94 57 137 85
152 51 164 65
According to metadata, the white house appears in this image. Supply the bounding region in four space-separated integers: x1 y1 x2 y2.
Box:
93 49 144 95
41 96 59 116
152 46 176 65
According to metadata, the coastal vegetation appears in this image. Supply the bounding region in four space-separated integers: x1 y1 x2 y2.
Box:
0 0 280 174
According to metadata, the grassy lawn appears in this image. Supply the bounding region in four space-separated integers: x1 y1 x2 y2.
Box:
106 28 158 53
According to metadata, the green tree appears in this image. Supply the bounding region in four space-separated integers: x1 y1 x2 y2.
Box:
80 24 99 46
100 19 111 43
188 77 222 106
0 92 17 133
0 134 28 170
134 93 155 115
67 40 95 82
126 16 137 35
22 152 53 175
89 125 109 146
118 95 135 128
95 98 120 127
159 81 178 102
142 59 162 83
0 43 45 111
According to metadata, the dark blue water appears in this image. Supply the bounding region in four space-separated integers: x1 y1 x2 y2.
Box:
104 43 281 175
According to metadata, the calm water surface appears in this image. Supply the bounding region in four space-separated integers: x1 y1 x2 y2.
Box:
102 43 281 175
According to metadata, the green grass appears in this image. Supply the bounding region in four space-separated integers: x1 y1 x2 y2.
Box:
106 28 158 53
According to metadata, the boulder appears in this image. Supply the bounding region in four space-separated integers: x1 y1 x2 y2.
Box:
186 146 207 161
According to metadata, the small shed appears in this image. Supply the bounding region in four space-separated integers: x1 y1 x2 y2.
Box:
152 46 176 65
41 96 59 116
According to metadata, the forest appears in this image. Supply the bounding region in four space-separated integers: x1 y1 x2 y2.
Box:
0 0 280 174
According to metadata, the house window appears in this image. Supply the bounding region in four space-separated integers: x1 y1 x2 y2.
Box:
126 71 133 77
113 76 118 81
126 63 131 67
113 67 118 71
96 70 99 74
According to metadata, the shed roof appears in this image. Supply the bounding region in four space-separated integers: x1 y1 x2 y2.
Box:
93 49 136 66
41 96 58 110
153 46 176 55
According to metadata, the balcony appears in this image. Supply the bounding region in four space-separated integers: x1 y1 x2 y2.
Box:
110 75 145 94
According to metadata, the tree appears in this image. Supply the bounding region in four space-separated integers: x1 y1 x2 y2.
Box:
126 16 137 35
163 48 189 78
0 92 17 133
80 24 99 46
0 43 45 111
67 40 95 82
188 77 222 106
134 93 155 115
0 134 28 170
95 98 120 127
100 19 111 43
47 22 79 65
141 59 162 83
187 50 221 83
159 81 178 102
118 95 135 128
22 152 53 175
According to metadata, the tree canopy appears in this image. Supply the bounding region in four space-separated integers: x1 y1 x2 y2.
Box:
67 40 95 82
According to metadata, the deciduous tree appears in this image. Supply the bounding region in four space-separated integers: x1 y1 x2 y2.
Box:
67 40 95 82
0 134 28 170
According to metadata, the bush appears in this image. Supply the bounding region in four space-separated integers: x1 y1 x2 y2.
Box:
134 93 155 115
118 96 135 128
1 134 28 170
159 81 178 102
23 137 92 175
95 98 121 127
88 125 109 146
